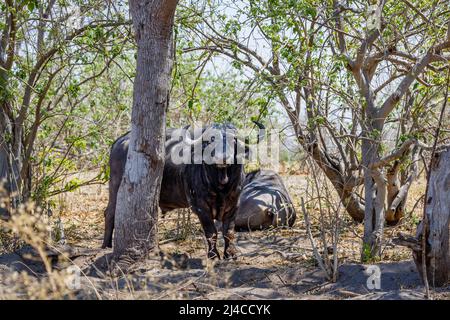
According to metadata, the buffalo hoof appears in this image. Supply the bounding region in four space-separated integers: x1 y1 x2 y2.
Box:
101 242 112 249
224 248 237 260
207 249 220 260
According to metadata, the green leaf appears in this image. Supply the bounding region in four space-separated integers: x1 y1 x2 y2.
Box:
27 0 38 12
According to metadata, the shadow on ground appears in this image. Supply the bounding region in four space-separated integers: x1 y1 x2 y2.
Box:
1 237 444 300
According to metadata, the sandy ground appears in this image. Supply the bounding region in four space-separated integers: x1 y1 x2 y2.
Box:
0 174 449 299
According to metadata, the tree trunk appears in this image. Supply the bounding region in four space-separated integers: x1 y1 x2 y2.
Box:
361 124 386 261
113 0 178 263
0 145 12 219
1 31 26 217
414 147 450 287
0 104 20 218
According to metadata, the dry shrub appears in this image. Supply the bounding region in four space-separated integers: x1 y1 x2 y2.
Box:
0 193 88 299
297 157 425 273
0 267 81 300
300 158 347 282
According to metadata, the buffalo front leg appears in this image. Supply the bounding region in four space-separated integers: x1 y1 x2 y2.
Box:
102 163 122 249
102 203 114 248
222 211 238 260
102 178 119 248
197 211 220 259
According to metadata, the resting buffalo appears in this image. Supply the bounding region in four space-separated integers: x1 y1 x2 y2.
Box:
234 169 296 231
102 122 264 259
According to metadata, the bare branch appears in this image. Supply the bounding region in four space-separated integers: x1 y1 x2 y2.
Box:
370 138 431 169
392 233 421 252
377 40 450 119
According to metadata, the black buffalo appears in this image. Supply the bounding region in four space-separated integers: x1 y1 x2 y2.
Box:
234 169 296 231
102 123 264 259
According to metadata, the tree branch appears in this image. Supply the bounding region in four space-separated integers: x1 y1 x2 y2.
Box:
377 40 450 120
370 138 431 169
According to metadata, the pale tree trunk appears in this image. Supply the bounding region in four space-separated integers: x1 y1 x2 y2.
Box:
113 0 178 265
0 99 21 219
0 3 27 217
0 118 13 219
385 146 419 224
414 147 450 287
1 113 32 216
1 96 32 218
361 119 386 261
